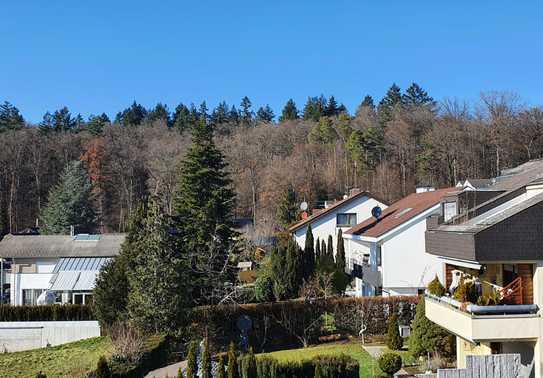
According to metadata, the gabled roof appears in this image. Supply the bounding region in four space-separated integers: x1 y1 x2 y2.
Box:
289 190 387 232
464 178 493 189
0 234 126 258
345 188 458 238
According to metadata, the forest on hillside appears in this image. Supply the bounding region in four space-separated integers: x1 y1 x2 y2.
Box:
1 83 542 236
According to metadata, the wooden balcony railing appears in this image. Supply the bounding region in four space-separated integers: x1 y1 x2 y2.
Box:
500 277 523 305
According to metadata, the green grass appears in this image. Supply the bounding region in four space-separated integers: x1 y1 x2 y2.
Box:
0 337 112 378
258 342 381 378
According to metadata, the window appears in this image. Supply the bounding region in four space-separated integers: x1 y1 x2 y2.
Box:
376 245 382 267
337 213 357 227
22 289 43 305
443 202 457 222
72 292 93 305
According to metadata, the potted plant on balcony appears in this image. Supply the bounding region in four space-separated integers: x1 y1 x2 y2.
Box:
427 275 446 297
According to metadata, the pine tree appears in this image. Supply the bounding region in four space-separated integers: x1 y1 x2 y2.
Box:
303 224 315 280
327 235 334 264
186 340 198 378
276 185 298 229
240 96 253 126
402 83 436 109
115 101 147 126
0 101 24 132
335 229 346 272
315 237 321 264
227 342 238 378
321 239 326 262
256 105 275 123
211 101 230 125
279 99 299 122
386 313 403 350
39 107 77 133
360 95 375 109
378 83 403 125
325 95 340 117
173 118 237 303
86 113 110 135
173 103 193 133
40 160 96 234
284 237 304 298
303 96 327 121
202 337 212 378
217 355 226 378
126 199 190 332
146 103 170 125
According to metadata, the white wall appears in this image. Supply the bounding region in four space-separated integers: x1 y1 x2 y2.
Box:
294 196 386 252
0 321 100 352
11 273 55 305
381 209 444 291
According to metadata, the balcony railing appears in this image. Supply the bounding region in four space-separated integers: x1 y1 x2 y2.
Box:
425 292 538 316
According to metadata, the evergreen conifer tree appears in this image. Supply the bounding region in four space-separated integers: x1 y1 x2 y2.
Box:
303 224 315 280
284 237 304 298
126 199 190 332
402 83 435 109
335 229 346 272
276 185 298 229
0 101 24 132
327 235 334 264
315 237 321 264
321 239 326 262
40 160 96 234
378 83 403 125
202 337 212 378
217 355 226 378
279 99 299 122
240 96 253 126
95 356 111 378
186 340 198 378
256 105 275 123
173 117 236 303
386 313 403 350
227 342 238 378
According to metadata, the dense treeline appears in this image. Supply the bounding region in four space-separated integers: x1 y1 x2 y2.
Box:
1 84 542 236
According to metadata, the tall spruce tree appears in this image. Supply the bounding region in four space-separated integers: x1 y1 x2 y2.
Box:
303 224 315 280
335 229 346 272
279 99 299 122
40 160 96 234
202 337 212 378
284 237 304 298
326 235 334 264
0 101 24 132
126 199 190 333
186 340 198 378
276 185 298 229
240 96 253 126
321 239 326 262
402 83 436 109
173 117 237 303
256 105 275 123
378 83 403 125
315 237 321 265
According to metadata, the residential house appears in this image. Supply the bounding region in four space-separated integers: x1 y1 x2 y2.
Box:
289 189 388 252
424 159 543 378
0 233 125 305
343 187 458 297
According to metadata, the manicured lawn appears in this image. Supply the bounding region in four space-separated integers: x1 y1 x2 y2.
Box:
258 341 386 378
0 337 112 378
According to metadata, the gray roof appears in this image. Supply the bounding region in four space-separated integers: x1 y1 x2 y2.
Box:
0 234 125 258
491 159 543 191
437 192 543 233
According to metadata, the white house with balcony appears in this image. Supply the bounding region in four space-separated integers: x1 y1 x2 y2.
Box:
289 189 387 252
343 187 457 297
425 172 543 378
0 233 125 305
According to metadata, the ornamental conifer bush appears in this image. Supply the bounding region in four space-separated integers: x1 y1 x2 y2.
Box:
201 338 212 378
427 275 446 297
95 356 111 378
378 352 402 376
386 313 402 350
186 340 198 378
227 341 238 378
217 355 226 378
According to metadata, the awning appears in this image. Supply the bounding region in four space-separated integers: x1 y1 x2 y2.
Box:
49 257 111 291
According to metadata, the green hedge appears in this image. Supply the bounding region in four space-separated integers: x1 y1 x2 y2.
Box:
191 296 418 352
238 354 358 378
0 304 94 321
108 334 171 378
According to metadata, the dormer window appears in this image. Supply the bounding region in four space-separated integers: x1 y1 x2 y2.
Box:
337 213 357 227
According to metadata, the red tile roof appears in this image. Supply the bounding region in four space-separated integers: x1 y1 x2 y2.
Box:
345 188 458 238
289 190 388 232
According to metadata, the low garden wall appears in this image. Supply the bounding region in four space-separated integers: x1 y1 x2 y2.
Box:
0 320 101 352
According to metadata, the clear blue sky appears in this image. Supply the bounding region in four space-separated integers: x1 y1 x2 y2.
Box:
1 1 542 122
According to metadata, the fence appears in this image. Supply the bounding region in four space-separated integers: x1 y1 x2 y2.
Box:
437 354 521 378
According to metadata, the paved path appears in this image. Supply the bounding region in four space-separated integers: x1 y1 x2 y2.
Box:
362 345 386 359
145 360 186 378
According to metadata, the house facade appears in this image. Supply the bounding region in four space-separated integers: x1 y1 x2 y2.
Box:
289 189 387 252
0 234 125 305
424 160 543 378
343 187 457 297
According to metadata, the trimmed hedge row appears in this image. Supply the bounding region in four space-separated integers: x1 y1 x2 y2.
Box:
0 304 94 321
238 354 359 378
108 334 171 378
192 296 418 352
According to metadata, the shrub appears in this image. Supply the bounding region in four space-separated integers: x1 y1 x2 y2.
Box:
427 275 446 297
477 288 500 306
386 314 402 351
227 342 238 378
0 304 94 321
109 323 144 364
378 353 402 376
96 356 112 378
408 298 455 359
246 354 358 378
217 355 226 378
201 338 212 378
238 348 256 378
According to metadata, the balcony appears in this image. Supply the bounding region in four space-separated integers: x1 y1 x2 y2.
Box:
425 293 540 342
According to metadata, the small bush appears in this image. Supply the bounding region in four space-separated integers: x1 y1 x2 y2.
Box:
453 279 478 304
378 353 402 376
109 323 144 364
386 314 402 351
96 356 112 378
427 275 446 297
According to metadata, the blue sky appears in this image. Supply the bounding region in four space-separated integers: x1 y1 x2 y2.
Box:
1 1 542 122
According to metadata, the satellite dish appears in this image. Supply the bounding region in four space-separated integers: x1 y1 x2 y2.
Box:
371 206 382 219
300 201 308 211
